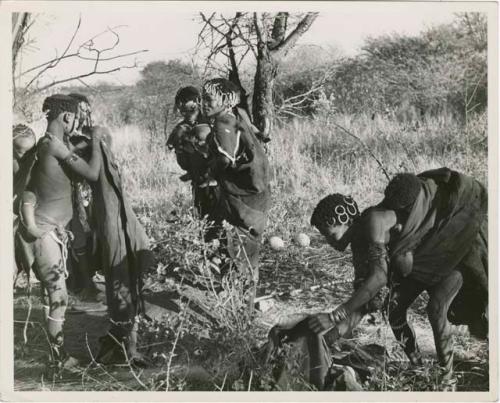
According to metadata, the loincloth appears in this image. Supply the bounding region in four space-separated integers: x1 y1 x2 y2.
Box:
15 219 73 284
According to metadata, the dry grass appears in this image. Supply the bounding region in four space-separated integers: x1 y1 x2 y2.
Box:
14 111 489 391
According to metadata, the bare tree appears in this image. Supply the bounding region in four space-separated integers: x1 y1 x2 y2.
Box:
12 12 149 112
197 12 318 140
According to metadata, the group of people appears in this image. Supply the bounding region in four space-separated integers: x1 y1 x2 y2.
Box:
305 169 488 390
12 77 488 391
13 93 154 374
12 78 272 377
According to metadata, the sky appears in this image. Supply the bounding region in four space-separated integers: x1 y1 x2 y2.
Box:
15 3 461 88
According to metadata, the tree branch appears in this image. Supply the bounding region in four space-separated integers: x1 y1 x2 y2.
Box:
253 12 263 44
19 20 147 96
272 12 319 58
17 49 147 79
269 12 288 50
23 15 82 89
32 61 139 94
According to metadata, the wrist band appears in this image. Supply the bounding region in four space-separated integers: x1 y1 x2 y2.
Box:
63 152 79 164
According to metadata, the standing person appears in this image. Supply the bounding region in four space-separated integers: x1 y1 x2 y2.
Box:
85 125 154 367
307 168 488 390
201 78 271 306
48 97 153 365
14 94 102 375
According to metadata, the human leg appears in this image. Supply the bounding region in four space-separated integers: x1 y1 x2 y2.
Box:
427 270 463 383
33 231 77 371
96 252 147 367
387 277 426 365
226 227 261 309
70 218 103 302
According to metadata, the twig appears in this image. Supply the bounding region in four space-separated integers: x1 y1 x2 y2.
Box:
23 282 33 344
215 372 228 391
18 49 147 78
23 15 82 89
247 370 253 391
121 337 148 389
31 61 139 94
166 300 188 391
82 332 131 390
331 121 391 181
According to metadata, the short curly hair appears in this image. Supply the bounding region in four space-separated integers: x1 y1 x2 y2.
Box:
175 86 200 106
42 94 78 122
310 193 360 228
382 173 422 210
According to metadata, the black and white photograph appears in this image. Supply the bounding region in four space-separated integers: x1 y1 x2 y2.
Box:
2 0 497 398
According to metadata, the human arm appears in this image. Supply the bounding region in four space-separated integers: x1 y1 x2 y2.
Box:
46 131 102 182
209 114 241 170
336 213 391 315
309 212 393 334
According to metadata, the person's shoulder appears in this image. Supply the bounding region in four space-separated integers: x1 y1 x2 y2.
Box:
215 111 238 126
214 112 238 135
36 135 56 155
362 206 396 243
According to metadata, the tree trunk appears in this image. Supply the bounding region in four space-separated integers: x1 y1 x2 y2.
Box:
252 45 275 138
251 12 318 140
12 13 30 75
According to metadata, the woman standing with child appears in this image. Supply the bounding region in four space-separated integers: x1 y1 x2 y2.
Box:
167 79 271 306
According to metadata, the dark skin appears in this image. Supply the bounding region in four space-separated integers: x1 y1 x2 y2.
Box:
29 111 101 228
310 209 396 331
310 206 461 387
22 108 102 368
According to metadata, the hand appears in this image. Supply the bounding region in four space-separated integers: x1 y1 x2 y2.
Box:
307 313 335 335
46 134 70 159
91 128 104 143
91 126 111 144
330 305 349 323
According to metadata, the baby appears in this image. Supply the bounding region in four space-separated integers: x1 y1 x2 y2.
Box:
13 124 36 176
12 124 45 238
167 86 217 188
191 123 217 188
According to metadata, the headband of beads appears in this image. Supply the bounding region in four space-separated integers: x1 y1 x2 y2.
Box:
326 196 360 225
202 81 240 109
